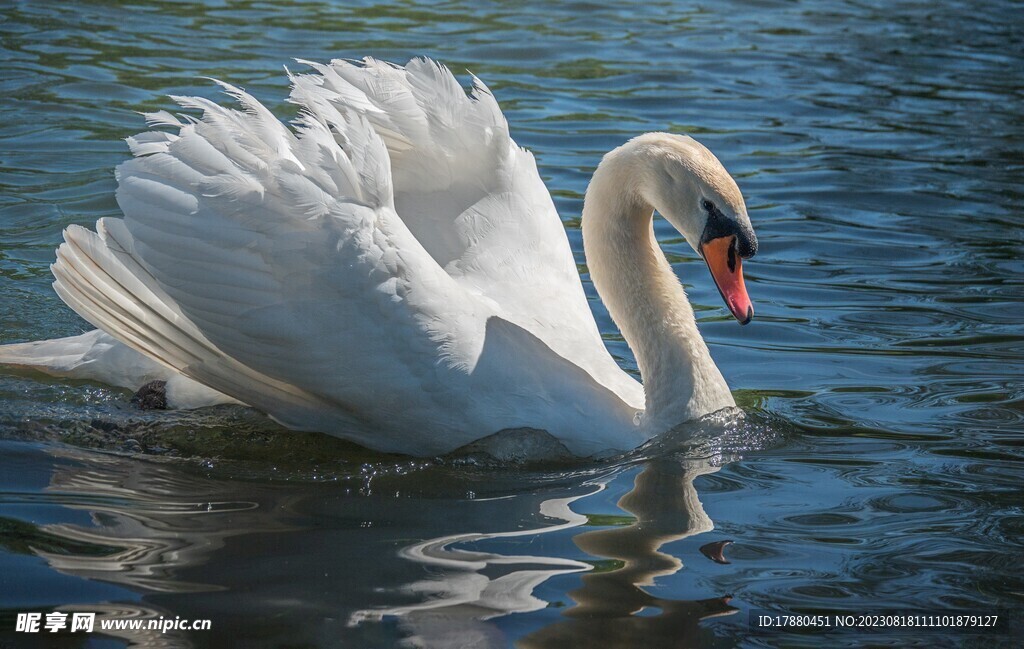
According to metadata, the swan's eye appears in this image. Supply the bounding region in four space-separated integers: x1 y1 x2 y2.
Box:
701 199 715 213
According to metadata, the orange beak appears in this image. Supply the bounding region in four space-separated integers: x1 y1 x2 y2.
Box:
700 235 753 325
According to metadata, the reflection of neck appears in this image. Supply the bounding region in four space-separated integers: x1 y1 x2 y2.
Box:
582 151 733 429
519 458 737 649
570 458 718 614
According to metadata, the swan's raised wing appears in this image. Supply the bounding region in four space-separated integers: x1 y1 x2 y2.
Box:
51 82 506 450
289 58 641 403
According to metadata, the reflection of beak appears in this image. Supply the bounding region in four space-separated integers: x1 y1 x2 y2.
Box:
699 235 753 325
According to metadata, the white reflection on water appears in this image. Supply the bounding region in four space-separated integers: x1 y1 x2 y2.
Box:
351 456 738 648
349 491 595 626
36 447 293 594
346 489 596 648
17 439 740 647
520 458 738 648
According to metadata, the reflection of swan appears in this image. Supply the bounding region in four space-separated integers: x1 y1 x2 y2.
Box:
571 459 719 599
9 439 742 647
0 57 758 457
349 490 598 630
358 455 736 648
3 444 298 648
521 458 738 648
34 448 293 593
9 442 610 647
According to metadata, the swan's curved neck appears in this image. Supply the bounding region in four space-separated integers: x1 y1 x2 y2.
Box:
582 149 732 428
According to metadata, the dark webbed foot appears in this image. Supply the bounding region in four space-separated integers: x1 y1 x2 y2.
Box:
131 380 168 410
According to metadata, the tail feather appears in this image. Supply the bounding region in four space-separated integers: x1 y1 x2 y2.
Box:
52 220 213 372
38 217 340 424
0 330 235 409
0 330 115 378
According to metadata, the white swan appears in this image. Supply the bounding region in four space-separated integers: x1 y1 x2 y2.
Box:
0 57 757 457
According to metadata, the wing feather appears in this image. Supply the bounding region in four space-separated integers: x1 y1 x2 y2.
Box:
291 57 642 404
51 82 507 450
41 60 644 454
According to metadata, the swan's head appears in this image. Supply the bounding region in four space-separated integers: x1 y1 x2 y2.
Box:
633 133 758 324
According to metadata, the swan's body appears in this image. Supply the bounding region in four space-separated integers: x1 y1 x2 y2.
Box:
0 58 757 457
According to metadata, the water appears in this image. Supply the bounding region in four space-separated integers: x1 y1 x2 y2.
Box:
1 0 1022 646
